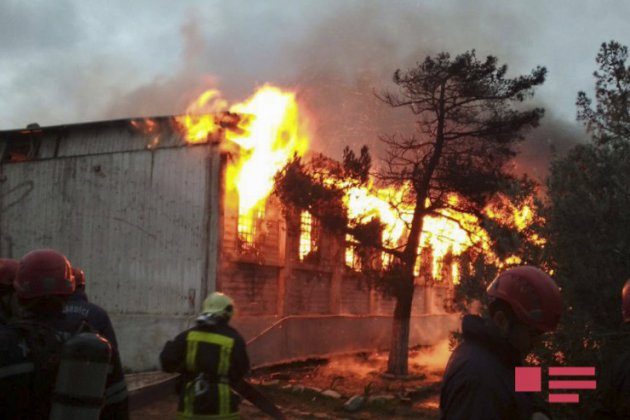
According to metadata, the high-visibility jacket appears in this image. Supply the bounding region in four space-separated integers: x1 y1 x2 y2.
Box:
0 314 129 419
160 322 250 420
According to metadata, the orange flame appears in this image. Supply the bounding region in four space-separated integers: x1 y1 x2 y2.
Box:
343 185 490 283
176 89 229 144
225 85 309 216
175 83 541 279
177 85 310 249
130 118 161 149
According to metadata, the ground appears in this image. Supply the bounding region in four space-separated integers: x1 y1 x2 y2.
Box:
131 344 449 419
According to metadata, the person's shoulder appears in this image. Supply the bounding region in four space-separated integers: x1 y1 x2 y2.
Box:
84 301 110 317
199 323 247 345
445 339 508 383
223 323 247 342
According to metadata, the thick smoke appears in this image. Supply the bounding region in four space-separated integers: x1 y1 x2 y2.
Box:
100 1 582 177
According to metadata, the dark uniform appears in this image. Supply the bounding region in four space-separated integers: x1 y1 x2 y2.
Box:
440 315 547 420
63 289 119 349
592 330 630 419
0 313 129 419
160 321 250 419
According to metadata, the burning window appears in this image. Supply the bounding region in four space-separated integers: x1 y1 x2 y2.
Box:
237 205 265 252
299 211 320 262
345 234 361 271
414 244 433 278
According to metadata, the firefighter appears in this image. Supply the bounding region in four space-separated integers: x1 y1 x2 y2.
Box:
160 291 286 420
440 266 562 420
591 278 630 419
62 265 128 414
0 258 18 323
64 266 119 349
0 249 129 419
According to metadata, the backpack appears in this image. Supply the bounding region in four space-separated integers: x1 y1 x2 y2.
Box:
9 320 71 416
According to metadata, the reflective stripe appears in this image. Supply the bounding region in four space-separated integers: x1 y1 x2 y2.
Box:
176 411 240 420
185 331 234 376
187 339 198 372
185 331 235 416
0 362 34 379
184 381 194 416
218 383 230 416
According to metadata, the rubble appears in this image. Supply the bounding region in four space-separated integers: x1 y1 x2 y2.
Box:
343 395 365 412
321 389 342 399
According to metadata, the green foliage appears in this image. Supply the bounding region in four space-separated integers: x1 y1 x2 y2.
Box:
543 40 630 418
451 177 548 314
273 155 346 231
381 50 546 216
547 142 630 333
577 41 630 145
342 145 372 184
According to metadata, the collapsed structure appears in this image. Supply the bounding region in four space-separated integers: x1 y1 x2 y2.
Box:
0 89 459 371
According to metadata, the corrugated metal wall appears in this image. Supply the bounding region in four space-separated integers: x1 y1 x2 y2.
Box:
1 144 213 315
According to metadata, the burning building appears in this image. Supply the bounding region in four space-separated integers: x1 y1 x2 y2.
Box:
0 86 463 371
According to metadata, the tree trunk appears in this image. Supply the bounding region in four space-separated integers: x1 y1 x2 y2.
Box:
386 191 425 376
386 274 414 376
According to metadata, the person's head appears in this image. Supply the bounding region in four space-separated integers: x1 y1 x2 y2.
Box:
0 258 19 319
14 249 75 317
622 278 630 324
72 266 86 291
486 266 562 356
197 292 234 325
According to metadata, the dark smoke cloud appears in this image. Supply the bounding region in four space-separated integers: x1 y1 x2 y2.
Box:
514 113 587 180
2 0 618 176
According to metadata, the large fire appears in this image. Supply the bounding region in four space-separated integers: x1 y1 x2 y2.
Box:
176 85 309 248
344 185 491 282
173 84 541 281
224 86 309 216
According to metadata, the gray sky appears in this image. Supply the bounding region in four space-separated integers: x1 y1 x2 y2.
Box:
1 0 628 175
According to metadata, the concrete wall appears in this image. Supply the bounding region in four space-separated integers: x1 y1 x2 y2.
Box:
234 313 460 368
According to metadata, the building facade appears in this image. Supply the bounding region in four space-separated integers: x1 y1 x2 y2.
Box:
0 117 458 371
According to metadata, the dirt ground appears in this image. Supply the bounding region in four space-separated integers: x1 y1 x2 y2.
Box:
131 345 448 419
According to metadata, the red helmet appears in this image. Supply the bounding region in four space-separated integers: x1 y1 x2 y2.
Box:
487 266 562 333
0 258 19 288
14 249 75 299
622 279 630 323
72 267 85 287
